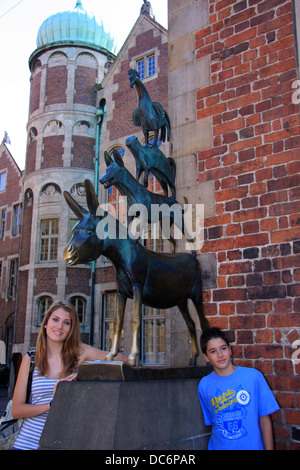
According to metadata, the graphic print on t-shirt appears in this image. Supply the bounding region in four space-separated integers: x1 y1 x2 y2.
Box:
211 386 251 441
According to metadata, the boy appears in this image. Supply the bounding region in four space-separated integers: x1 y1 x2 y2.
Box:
198 327 279 450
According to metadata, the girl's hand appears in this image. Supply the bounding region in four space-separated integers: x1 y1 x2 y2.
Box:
53 373 78 396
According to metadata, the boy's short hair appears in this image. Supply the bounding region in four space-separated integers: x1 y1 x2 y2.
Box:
200 327 229 354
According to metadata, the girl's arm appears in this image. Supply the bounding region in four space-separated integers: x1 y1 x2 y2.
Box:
79 344 127 363
259 415 274 450
11 354 51 419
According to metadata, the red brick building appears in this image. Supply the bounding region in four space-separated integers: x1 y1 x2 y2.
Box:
169 0 300 450
0 137 23 368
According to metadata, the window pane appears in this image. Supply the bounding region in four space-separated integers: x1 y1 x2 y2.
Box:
1 209 6 239
102 293 124 353
40 238 49 261
0 173 7 192
148 55 155 76
137 59 145 79
50 238 58 260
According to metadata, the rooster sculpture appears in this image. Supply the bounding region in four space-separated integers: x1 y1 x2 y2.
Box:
129 68 171 146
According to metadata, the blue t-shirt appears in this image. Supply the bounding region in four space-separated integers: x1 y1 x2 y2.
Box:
198 366 279 450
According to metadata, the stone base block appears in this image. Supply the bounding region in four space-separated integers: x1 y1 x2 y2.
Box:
39 363 211 450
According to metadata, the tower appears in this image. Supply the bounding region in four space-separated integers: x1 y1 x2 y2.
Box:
14 1 116 353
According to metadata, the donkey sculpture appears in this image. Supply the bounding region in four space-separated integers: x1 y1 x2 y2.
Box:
63 179 209 366
125 135 176 198
100 150 194 252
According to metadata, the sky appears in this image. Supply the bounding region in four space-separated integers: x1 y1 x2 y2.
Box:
0 0 168 170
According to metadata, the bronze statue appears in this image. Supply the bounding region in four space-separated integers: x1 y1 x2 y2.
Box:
126 135 176 198
129 68 171 146
63 179 209 366
100 149 194 252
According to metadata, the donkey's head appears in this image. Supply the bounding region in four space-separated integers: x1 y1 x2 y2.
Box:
63 179 103 266
99 150 125 190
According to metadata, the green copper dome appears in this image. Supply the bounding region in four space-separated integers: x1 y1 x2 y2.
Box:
36 0 116 53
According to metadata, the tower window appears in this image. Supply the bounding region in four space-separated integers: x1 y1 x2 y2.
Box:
40 219 59 261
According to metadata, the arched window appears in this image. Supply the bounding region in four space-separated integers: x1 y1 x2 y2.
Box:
37 296 53 324
70 296 86 323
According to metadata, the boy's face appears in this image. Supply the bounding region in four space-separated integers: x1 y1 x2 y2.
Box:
203 337 232 375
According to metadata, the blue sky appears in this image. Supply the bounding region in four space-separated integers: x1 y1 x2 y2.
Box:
0 0 167 169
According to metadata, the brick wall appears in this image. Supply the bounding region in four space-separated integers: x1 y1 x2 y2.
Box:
74 66 97 106
66 267 91 295
71 135 95 169
46 66 67 105
42 135 64 168
0 144 23 341
195 0 300 450
34 267 58 295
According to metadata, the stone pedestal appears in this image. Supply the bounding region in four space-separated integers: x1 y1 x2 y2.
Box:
39 362 211 450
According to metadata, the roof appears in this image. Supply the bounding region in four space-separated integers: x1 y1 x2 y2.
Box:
35 0 116 54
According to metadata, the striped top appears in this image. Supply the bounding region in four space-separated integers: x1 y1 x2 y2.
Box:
14 368 60 450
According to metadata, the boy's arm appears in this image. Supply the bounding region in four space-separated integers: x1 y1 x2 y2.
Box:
259 415 274 450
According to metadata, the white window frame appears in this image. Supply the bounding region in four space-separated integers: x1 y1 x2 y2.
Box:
40 218 59 262
132 49 158 83
0 208 6 240
12 203 22 236
7 257 18 299
0 172 7 192
36 295 53 325
70 295 87 324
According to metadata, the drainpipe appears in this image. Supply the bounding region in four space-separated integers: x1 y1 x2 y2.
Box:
90 99 106 345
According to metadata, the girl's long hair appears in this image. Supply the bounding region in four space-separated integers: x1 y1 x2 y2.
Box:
36 300 82 377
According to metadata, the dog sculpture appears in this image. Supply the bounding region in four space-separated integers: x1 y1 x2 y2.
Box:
63 179 209 366
100 150 194 252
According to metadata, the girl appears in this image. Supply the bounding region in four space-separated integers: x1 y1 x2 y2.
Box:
12 300 125 450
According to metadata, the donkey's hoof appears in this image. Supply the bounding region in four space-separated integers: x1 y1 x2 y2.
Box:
126 356 137 366
105 353 115 362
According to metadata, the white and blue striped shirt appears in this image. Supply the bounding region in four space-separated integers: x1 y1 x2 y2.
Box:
14 368 59 450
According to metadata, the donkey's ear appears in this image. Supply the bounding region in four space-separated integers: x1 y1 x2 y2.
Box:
112 149 124 167
64 191 88 220
84 179 99 216
104 151 113 167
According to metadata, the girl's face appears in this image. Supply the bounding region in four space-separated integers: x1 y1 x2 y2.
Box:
45 308 72 343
